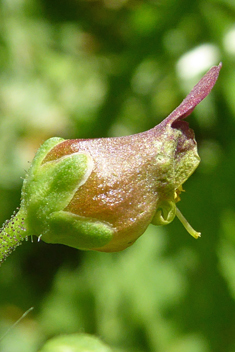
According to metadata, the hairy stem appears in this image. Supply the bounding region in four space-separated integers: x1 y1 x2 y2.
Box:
0 208 29 265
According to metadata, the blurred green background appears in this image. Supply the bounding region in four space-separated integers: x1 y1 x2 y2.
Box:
1 0 235 351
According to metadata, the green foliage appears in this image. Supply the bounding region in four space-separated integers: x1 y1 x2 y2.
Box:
38 333 113 352
1 0 235 351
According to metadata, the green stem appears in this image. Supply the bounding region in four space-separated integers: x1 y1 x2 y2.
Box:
0 208 29 265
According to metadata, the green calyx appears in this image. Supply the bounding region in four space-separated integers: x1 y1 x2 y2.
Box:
0 137 113 264
22 137 113 249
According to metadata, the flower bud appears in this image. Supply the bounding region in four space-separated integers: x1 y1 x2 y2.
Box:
0 64 221 262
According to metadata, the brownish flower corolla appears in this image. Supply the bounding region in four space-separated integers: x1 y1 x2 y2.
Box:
0 64 221 263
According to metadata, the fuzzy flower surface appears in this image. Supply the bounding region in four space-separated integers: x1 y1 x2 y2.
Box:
0 64 221 262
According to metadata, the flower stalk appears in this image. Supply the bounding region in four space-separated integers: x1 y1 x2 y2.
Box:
0 208 28 263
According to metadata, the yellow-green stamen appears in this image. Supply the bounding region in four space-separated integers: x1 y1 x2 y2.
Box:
176 207 201 239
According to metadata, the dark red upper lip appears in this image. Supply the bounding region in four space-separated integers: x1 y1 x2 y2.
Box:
157 63 222 129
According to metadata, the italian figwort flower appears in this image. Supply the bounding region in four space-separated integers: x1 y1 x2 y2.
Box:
0 63 221 263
